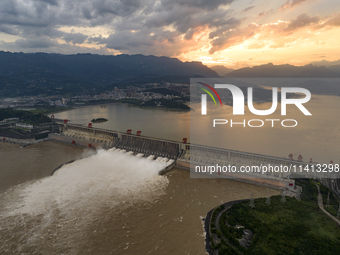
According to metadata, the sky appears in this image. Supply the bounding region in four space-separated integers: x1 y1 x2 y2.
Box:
0 0 340 68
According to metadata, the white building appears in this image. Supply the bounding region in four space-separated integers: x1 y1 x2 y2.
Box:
16 123 34 129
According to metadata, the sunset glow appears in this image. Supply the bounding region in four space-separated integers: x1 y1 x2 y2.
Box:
0 0 339 67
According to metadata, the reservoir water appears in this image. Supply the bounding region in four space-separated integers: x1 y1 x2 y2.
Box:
53 94 340 164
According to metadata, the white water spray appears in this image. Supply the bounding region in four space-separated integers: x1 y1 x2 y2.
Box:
0 149 169 254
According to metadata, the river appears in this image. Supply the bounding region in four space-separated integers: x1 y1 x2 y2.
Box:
0 142 277 254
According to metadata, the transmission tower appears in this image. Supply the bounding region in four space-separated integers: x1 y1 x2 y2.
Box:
326 192 330 207
249 192 255 208
281 190 286 203
296 191 301 201
265 189 271 205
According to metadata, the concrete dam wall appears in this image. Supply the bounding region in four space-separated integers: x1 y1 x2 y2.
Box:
52 122 307 191
117 134 180 159
55 123 181 159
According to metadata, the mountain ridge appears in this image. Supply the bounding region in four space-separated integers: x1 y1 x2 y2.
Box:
224 63 340 78
0 51 219 97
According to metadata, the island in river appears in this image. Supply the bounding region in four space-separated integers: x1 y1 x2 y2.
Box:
91 118 108 123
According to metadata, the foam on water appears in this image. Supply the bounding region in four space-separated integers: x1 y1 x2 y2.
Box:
0 149 169 254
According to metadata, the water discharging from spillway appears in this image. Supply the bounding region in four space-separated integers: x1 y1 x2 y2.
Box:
0 149 169 254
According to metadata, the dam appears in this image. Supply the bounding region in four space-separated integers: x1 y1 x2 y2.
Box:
45 119 329 192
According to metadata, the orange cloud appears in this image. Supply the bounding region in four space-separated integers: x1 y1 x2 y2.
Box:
207 11 340 54
279 0 311 11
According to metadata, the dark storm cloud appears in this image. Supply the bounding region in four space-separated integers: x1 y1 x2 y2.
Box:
208 18 242 39
104 30 154 50
0 39 113 55
160 0 234 11
91 0 143 17
15 37 58 48
39 0 59 6
92 0 241 55
143 6 239 39
0 0 60 27
144 6 195 31
63 33 88 45
0 24 20 35
88 35 104 43
7 0 328 56
76 0 150 27
102 26 183 55
0 0 240 54
20 26 64 38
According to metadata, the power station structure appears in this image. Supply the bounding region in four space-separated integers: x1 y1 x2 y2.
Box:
3 117 338 195
0 117 334 194
46 118 336 193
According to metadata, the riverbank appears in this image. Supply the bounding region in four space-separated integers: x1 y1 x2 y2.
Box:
0 136 50 147
29 106 75 115
66 98 190 111
204 199 248 255
47 101 190 120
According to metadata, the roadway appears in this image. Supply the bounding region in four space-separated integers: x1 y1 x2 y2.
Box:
313 181 340 225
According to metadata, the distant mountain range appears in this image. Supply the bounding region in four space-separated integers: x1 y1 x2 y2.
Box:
0 51 218 97
224 63 340 78
2 51 340 98
214 63 340 97
209 65 234 76
310 59 340 67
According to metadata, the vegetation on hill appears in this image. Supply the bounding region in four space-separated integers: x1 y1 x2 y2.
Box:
142 88 182 97
143 98 190 110
105 74 198 90
118 98 189 110
30 106 74 115
319 183 339 216
0 109 51 125
209 179 340 255
0 51 217 98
